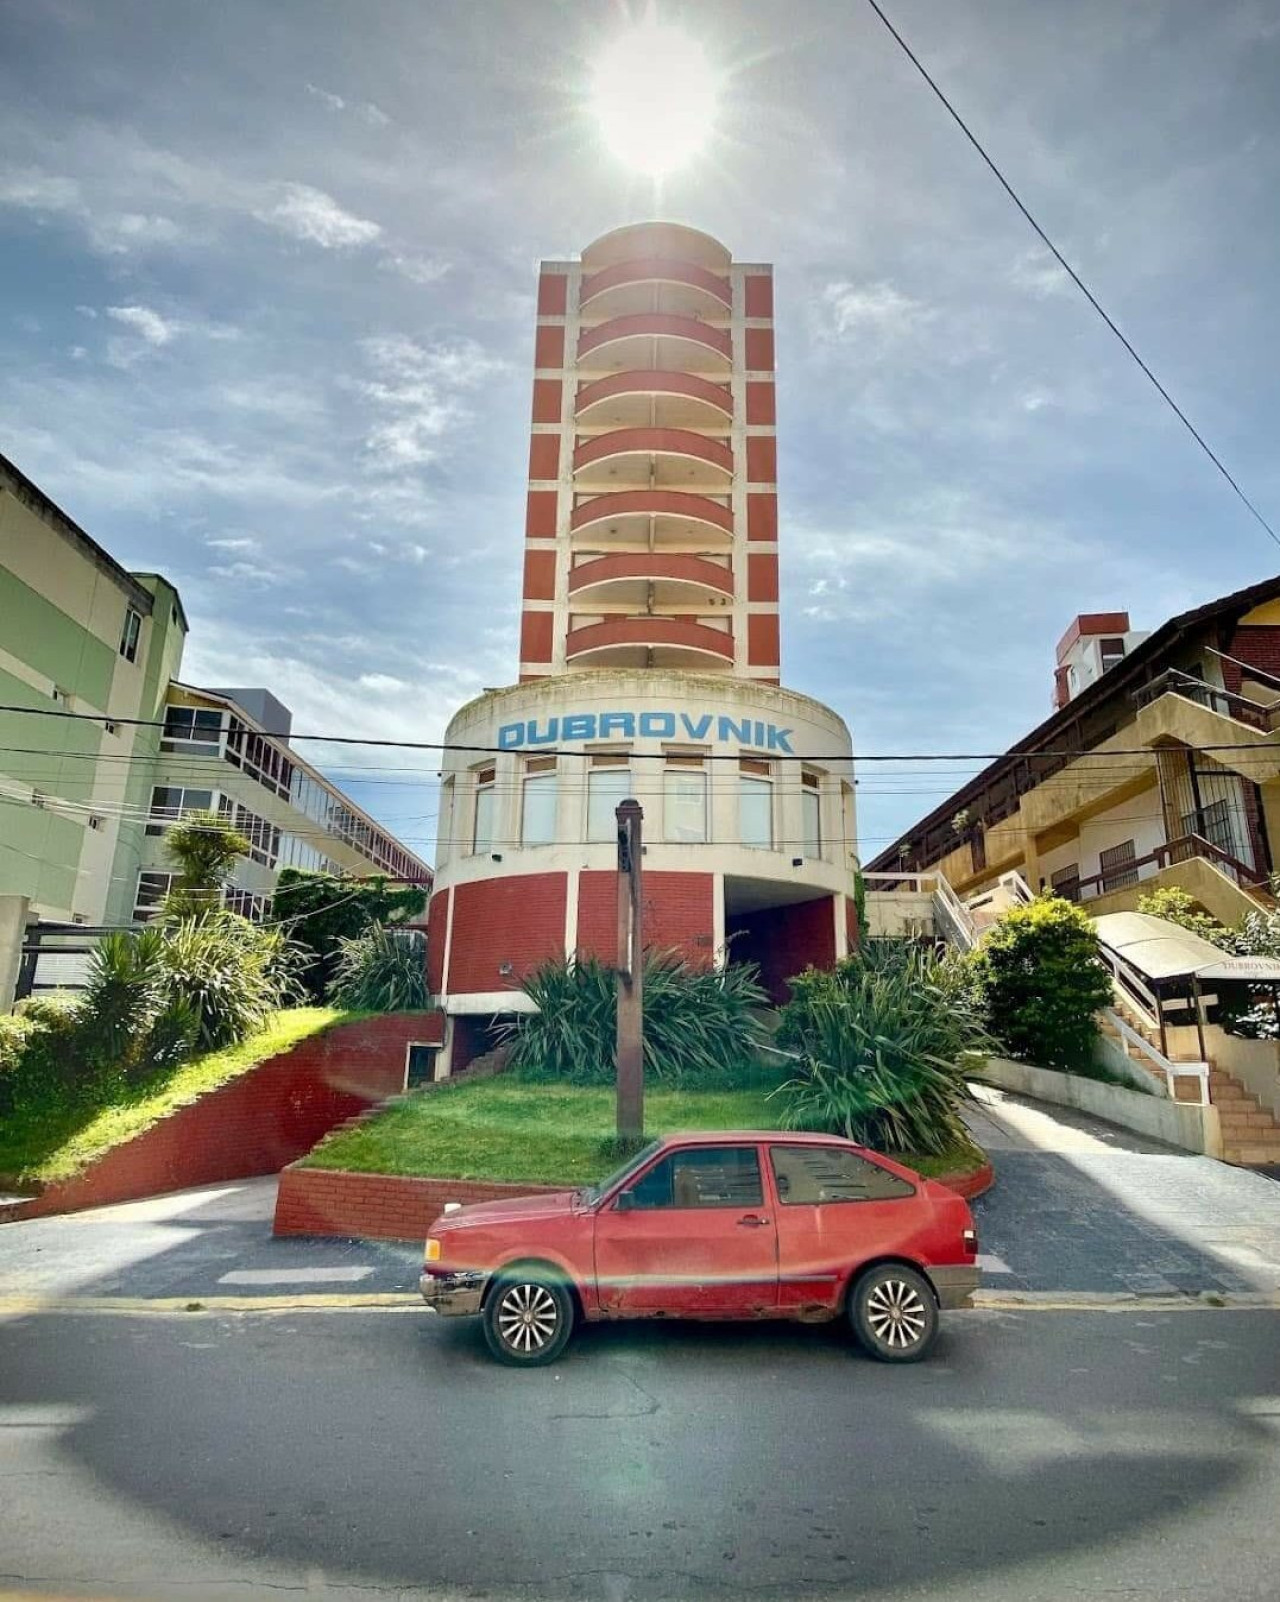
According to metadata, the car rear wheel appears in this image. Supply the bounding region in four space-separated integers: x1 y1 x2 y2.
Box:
849 1264 938 1363
482 1272 574 1366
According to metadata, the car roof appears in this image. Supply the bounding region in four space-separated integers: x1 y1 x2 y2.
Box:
656 1130 852 1148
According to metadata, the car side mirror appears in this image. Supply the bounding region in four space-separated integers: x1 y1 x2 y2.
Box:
614 1189 636 1212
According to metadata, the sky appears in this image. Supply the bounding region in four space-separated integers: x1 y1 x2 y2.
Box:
2 0 1279 867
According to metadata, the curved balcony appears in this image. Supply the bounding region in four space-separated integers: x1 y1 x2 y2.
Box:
565 617 735 668
575 370 732 430
580 222 731 273
580 257 731 315
578 313 731 371
570 489 733 546
568 553 734 603
573 426 732 485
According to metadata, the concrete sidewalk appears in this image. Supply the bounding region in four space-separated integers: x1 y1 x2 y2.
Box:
967 1081 1280 1295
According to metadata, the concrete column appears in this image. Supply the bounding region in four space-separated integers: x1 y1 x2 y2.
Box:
0 895 31 1012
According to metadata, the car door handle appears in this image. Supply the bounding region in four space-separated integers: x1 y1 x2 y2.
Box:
737 1214 770 1227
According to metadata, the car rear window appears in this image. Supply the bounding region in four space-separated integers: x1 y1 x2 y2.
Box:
769 1145 914 1204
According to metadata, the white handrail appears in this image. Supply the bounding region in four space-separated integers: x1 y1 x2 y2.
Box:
1103 1007 1210 1105
1097 943 1163 1026
931 874 978 949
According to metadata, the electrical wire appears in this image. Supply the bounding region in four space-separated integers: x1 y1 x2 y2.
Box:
862 0 1280 549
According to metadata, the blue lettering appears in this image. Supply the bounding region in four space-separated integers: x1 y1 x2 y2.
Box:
527 718 559 746
639 711 676 738
767 724 794 754
680 713 713 740
497 722 525 749
560 714 596 742
718 716 752 744
753 721 766 748
599 711 635 738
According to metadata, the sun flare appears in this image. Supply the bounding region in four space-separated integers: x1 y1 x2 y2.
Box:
588 17 720 177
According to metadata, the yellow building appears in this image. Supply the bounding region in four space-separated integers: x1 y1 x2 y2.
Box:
869 577 1280 929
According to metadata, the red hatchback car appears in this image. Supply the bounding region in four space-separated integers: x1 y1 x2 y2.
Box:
421 1131 979 1365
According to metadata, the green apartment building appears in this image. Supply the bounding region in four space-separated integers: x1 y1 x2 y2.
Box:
0 452 430 1004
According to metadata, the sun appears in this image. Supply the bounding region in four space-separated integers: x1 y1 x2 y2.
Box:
588 16 720 177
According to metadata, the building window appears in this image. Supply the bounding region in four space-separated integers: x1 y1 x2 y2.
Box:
472 766 496 854
587 754 631 842
224 887 269 921
739 758 773 848
224 715 294 800
119 608 143 663
1181 799 1235 858
134 870 175 921
801 771 822 858
162 704 223 752
225 801 280 868
1098 839 1138 892
1050 864 1081 902
146 785 214 834
1098 636 1126 673
664 754 707 843
521 758 557 846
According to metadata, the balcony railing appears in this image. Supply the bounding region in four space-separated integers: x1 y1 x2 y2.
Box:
1134 669 1280 732
1065 833 1268 903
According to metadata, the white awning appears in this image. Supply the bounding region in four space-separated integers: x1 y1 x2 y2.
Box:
1092 912 1234 983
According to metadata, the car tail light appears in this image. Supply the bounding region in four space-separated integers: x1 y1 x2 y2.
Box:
425 1237 441 1262
962 1227 978 1256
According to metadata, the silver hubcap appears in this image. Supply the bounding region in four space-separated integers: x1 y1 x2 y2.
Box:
865 1279 927 1348
496 1283 559 1353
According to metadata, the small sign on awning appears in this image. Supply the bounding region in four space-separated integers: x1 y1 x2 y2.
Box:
1195 956 1280 982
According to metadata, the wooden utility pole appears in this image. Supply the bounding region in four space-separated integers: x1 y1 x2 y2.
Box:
615 798 644 1141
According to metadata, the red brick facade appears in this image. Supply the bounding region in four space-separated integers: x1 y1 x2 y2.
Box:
1222 626 1280 689
576 869 715 968
10 1014 443 1222
727 895 836 1005
446 873 568 994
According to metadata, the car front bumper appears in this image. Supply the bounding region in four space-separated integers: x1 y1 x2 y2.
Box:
929 1264 980 1310
419 1269 488 1317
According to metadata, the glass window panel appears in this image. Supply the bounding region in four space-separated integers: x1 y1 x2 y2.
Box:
770 1145 913 1204
521 771 557 846
664 769 707 842
629 1147 763 1210
473 781 495 854
801 786 821 858
739 776 772 847
588 767 631 841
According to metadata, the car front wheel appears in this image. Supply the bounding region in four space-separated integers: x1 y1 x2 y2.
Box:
482 1272 574 1366
849 1264 938 1363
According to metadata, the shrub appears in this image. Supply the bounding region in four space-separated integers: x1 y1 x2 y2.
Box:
1136 886 1232 948
971 894 1112 1070
505 952 768 1085
276 871 427 1001
328 925 429 1012
79 928 167 1074
773 941 989 1155
157 912 305 1049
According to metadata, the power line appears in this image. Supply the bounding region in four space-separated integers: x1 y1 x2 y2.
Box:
862 0 1280 550
1 702 1277 762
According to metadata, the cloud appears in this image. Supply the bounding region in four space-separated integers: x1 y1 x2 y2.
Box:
105 304 176 345
259 183 382 249
0 170 81 211
355 334 506 471
305 83 390 127
382 252 451 285
1009 247 1072 299
821 280 931 338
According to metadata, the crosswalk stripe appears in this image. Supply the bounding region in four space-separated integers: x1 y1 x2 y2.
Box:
217 1267 376 1286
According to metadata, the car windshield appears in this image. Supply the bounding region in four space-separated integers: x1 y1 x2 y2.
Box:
580 1139 662 1205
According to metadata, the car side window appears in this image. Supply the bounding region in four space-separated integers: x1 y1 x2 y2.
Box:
769 1145 914 1204
627 1146 764 1210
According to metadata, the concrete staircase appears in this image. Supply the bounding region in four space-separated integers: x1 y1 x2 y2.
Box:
1101 994 1280 1165
1210 1068 1280 1167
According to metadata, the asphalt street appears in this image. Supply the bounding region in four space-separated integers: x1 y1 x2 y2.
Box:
1 1087 1279 1601
2 1303 1279 1601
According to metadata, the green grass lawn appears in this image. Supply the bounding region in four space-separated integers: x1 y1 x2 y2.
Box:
0 1008 349 1186
301 1072 985 1187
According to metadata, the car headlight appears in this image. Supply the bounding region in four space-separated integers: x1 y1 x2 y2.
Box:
425 1238 441 1262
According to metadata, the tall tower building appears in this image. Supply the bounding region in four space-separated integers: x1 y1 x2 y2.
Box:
429 223 856 1075
518 223 779 683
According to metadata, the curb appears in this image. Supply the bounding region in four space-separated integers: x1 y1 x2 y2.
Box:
935 1161 994 1200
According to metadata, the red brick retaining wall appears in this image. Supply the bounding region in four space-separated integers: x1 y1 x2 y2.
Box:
274 1167 562 1240
272 1156 994 1242
8 1012 444 1223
